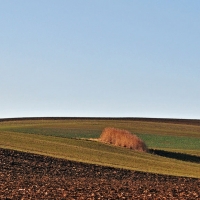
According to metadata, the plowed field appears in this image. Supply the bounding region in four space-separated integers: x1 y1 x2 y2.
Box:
1 148 199 199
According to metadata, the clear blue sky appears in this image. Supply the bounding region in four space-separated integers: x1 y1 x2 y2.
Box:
1 1 200 119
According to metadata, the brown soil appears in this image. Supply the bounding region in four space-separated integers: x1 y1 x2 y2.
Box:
1 148 199 200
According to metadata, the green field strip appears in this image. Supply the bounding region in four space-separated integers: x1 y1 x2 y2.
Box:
2 126 199 152
1 131 199 178
137 133 200 150
1 119 200 138
1 127 101 139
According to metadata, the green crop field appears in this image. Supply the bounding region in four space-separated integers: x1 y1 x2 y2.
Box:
0 118 200 178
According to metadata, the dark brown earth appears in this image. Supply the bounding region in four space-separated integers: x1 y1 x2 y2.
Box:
1 148 200 200
1 117 200 126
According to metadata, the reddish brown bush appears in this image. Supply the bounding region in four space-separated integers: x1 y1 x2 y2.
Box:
99 127 148 152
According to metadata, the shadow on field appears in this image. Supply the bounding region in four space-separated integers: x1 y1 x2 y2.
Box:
149 149 200 164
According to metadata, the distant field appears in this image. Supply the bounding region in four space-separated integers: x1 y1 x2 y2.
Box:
0 118 200 178
1 118 200 152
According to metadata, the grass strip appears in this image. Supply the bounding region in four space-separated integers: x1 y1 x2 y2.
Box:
1 131 199 178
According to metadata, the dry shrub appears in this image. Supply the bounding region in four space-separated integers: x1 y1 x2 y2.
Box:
99 127 148 152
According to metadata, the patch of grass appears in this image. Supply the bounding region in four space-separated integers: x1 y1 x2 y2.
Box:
0 131 200 178
1 119 200 138
137 134 200 151
3 127 101 138
1 119 200 152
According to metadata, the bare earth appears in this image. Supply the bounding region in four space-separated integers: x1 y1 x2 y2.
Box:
0 148 199 200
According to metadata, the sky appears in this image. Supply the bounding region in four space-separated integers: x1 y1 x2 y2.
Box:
1 1 200 119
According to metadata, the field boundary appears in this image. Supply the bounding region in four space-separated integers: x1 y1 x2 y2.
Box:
1 117 200 125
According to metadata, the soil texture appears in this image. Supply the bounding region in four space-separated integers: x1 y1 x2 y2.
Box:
1 148 200 200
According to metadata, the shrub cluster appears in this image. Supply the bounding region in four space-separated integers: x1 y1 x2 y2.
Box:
99 127 148 152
